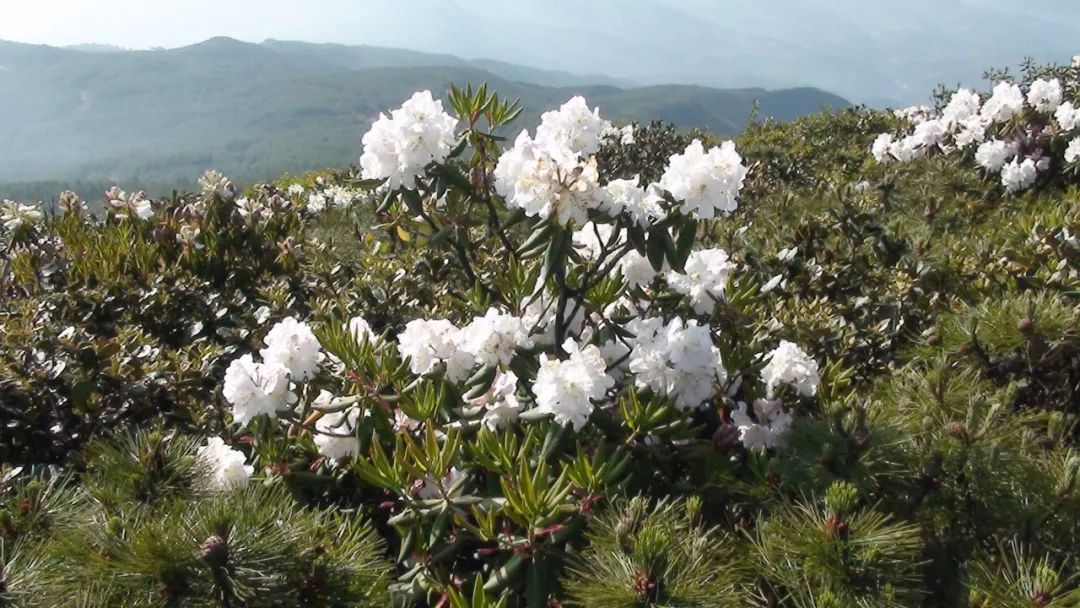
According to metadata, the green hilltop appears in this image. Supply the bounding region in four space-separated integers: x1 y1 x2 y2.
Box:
0 37 848 199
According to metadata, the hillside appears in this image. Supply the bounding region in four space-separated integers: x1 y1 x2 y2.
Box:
4 60 1080 606
0 37 848 195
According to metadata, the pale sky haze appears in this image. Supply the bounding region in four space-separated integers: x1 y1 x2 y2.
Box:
2 0 1078 104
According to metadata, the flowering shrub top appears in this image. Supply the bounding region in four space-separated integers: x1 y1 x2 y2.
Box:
871 60 1080 193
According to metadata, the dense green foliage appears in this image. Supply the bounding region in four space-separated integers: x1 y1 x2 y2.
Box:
3 63 1080 607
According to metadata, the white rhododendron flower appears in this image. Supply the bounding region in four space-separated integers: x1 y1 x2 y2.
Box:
627 317 727 411
459 308 532 368
199 170 235 201
760 340 820 398
1056 102 1079 132
533 339 614 430
397 318 472 382
980 82 1025 123
198 437 254 490
870 133 894 163
667 248 736 315
474 371 523 430
731 398 793 451
619 251 661 288
360 90 459 190
910 118 948 151
105 187 154 220
1 200 44 230
393 408 422 433
307 192 328 212
974 139 1017 172
894 105 932 124
326 186 357 208
259 317 324 381
604 123 636 145
761 274 784 293
888 135 926 162
312 390 361 462
176 224 202 248
534 95 612 157
418 467 465 499
347 315 377 344
521 292 587 346
235 196 266 220
1000 157 1038 192
1066 139 1080 163
573 221 616 260
494 130 606 226
602 176 664 227
954 115 989 149
658 139 748 219
942 88 982 125
1026 78 1063 113
223 354 296 424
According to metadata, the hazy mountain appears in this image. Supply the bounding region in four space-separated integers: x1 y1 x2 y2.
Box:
63 43 126 54
287 0 1077 107
0 37 847 191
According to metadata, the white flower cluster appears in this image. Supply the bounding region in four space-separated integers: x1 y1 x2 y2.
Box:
494 99 609 226
360 90 459 190
176 224 202 249
494 95 748 227
533 339 615 430
727 341 819 451
626 316 727 411
105 186 154 220
199 169 236 201
459 308 533 368
306 185 361 213
1066 139 1080 164
760 340 821 399
260 316 325 381
1 200 44 230
603 123 636 146
311 390 361 462
667 248 736 315
471 370 523 430
223 317 324 424
658 140 749 219
601 176 664 228
222 354 296 424
396 309 532 383
197 436 254 490
731 398 793 452
397 318 474 383
235 194 289 222
872 77 1080 193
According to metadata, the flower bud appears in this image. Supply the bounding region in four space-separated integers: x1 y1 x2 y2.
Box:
200 534 229 568
945 421 967 439
632 570 660 603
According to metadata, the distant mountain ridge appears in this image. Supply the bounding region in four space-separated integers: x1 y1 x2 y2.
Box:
0 37 849 190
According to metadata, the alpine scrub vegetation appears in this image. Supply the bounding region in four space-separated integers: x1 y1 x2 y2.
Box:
1 56 1080 607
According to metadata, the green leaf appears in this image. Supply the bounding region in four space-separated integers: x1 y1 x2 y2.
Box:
483 554 525 593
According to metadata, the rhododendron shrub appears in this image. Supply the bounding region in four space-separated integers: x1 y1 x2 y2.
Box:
189 85 826 606
871 59 1080 192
